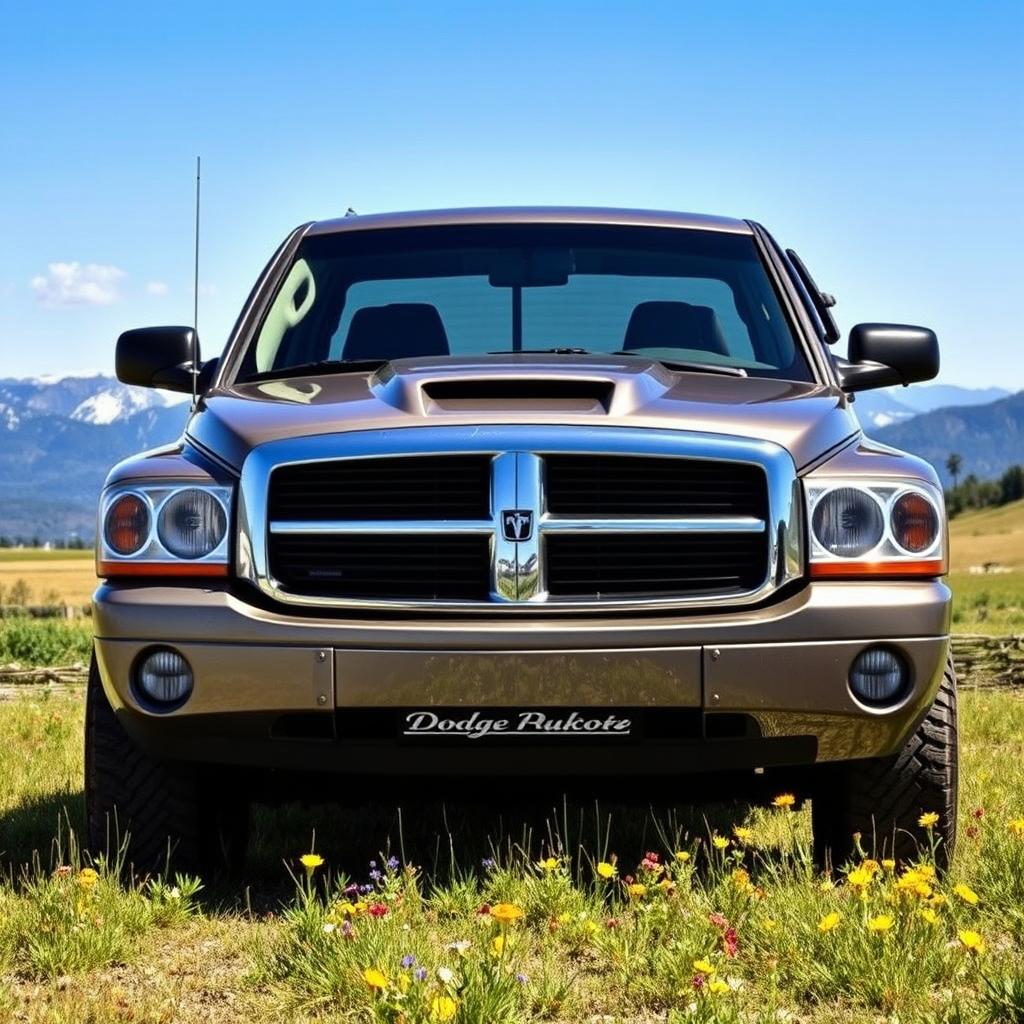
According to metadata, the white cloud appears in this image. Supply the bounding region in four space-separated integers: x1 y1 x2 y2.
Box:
145 280 169 296
30 262 125 307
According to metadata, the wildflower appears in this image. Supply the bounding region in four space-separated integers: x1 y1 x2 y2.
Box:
712 835 730 850
481 857 496 870
846 867 874 889
733 826 753 842
861 859 881 877
693 958 717 975
675 850 691 863
920 908 939 925
867 915 894 933
55 865 72 878
708 912 729 929
363 967 388 991
490 902 524 925
400 954 416 968
973 807 984 819
772 793 796 809
77 868 98 889
445 940 471 955
692 974 705 991
819 879 835 892
723 927 739 957
414 966 428 982
731 868 752 892
537 856 559 872
582 920 599 936
656 878 675 893
882 859 896 872
300 853 324 871
708 979 731 995
1008 817 1024 838
386 855 400 871
368 902 388 918
627 882 647 898
596 861 617 879
323 922 336 934
762 918 777 931
341 920 355 940
958 929 986 954
918 811 940 829
516 972 528 984
437 966 455 985
431 995 458 1021
953 883 980 906
818 911 842 933
605 917 619 929
490 935 505 956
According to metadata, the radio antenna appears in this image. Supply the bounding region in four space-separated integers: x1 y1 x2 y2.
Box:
191 155 201 408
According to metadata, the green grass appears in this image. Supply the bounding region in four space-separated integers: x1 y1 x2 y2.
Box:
0 550 93 564
0 688 1022 1022
0 618 93 667
949 572 1024 635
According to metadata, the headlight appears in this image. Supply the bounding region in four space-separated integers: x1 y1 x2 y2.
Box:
158 488 228 559
99 482 232 578
805 478 945 578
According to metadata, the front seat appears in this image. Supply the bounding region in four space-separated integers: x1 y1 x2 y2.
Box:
342 303 450 361
622 301 730 356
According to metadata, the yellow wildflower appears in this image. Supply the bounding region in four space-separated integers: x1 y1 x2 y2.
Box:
490 934 505 956
762 918 777 930
627 883 647 898
733 826 754 842
772 793 796 809
920 908 939 925
656 878 675 892
708 979 731 995
675 850 691 863
882 859 896 872
917 864 936 880
819 879 835 892
363 967 388 991
556 912 572 924
693 958 717 975
490 902 525 925
1008 817 1024 838
596 861 617 879
818 911 842 933
953 883 980 906
846 867 874 889
537 857 559 872
431 995 458 1021
861 859 881 877
731 868 752 892
300 853 324 870
77 867 99 889
867 915 894 933
958 929 986 954
712 835 730 851
918 811 940 828
582 920 599 936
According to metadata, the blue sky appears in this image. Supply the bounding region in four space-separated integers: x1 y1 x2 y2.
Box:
1 1 1021 387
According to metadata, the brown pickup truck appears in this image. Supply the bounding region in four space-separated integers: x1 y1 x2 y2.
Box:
88 207 955 872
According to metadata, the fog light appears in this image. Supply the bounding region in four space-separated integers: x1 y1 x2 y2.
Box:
849 647 908 706
136 648 193 707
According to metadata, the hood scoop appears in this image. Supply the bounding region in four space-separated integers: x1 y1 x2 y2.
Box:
420 376 614 413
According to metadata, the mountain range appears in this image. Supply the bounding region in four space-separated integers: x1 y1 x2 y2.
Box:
0 374 1019 540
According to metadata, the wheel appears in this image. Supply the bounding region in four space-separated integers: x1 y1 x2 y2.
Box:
812 653 958 871
85 651 249 876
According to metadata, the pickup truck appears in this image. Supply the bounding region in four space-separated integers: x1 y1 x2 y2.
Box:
88 207 955 872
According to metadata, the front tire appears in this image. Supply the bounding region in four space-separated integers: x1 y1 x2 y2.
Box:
812 653 958 870
85 652 248 875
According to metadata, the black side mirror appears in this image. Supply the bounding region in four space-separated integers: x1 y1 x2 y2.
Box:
836 323 939 393
116 326 198 394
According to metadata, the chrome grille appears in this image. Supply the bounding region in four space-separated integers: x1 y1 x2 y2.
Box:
239 425 801 612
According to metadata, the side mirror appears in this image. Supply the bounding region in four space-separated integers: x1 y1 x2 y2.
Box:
116 326 199 394
836 323 939 393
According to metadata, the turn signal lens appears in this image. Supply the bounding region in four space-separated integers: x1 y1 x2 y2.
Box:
811 487 885 557
157 488 227 559
891 491 939 554
104 494 150 555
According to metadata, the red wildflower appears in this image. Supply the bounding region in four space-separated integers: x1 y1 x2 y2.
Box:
478 903 491 916
708 912 729 930
723 927 739 957
605 917 619 929
973 807 984 819
368 902 388 917
692 974 705 990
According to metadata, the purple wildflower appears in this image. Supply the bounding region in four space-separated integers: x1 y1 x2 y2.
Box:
343 883 359 896
369 869 383 882
481 857 496 870
516 972 528 984
360 883 374 894
401 954 416 969
414 967 428 982
387 855 400 871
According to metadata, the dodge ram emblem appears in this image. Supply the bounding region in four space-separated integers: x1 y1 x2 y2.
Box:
502 509 534 541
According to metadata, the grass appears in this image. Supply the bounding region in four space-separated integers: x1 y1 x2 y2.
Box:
0 687 1023 1022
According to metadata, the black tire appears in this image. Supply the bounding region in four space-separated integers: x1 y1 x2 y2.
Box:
812 653 958 871
85 651 249 876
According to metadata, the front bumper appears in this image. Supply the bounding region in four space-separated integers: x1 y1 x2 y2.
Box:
93 579 951 774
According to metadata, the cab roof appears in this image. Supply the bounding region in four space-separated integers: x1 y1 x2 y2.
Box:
305 206 752 237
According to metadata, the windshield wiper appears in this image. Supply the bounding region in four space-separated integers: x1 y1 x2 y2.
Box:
488 347 594 355
611 352 747 378
239 359 388 384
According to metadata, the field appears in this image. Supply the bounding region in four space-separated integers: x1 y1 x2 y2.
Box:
0 688 1022 1022
0 550 96 610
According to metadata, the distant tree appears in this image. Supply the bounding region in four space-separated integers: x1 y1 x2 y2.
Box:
7 579 31 606
999 464 1024 504
946 453 962 491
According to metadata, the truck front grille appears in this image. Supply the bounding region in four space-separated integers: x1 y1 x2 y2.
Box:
244 426 799 611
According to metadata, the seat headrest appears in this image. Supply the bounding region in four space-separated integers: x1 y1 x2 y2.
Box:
342 303 450 361
622 301 730 356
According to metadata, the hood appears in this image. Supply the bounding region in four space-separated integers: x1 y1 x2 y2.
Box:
188 355 859 471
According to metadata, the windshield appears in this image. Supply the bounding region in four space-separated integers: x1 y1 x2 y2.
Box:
238 224 813 382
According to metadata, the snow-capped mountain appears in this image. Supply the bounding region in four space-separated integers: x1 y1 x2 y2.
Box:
0 373 190 542
852 384 1011 430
